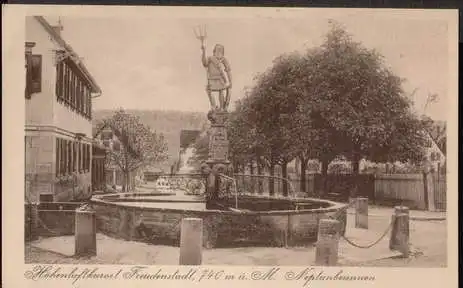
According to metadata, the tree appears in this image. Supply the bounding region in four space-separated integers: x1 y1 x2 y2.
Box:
243 53 305 196
295 22 429 196
228 97 260 173
103 109 168 191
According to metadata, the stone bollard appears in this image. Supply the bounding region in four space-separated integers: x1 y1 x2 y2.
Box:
315 219 340 266
355 197 368 229
394 206 410 216
25 203 39 241
389 206 410 257
179 218 203 265
74 208 97 257
29 203 39 241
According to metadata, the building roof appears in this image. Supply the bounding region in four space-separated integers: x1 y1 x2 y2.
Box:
34 16 102 94
425 121 446 156
180 130 201 149
93 120 139 158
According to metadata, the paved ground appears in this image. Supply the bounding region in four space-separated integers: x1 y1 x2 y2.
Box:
26 209 446 267
346 205 446 220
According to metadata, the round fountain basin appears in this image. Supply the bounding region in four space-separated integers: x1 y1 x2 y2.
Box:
91 191 347 248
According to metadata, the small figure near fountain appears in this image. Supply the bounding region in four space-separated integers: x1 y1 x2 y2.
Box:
194 25 232 112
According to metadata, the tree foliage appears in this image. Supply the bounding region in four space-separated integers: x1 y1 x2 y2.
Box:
100 109 168 190
225 21 430 194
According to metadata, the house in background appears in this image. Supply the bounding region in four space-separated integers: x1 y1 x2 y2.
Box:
25 16 102 202
93 120 142 191
423 123 446 173
91 140 107 192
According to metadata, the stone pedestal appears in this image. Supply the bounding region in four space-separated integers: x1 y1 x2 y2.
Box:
315 219 340 266
74 209 97 257
203 110 234 209
179 218 203 265
208 111 229 161
355 197 368 229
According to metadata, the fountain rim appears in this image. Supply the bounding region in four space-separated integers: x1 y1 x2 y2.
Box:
90 193 348 216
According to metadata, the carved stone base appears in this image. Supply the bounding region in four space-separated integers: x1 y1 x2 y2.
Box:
207 110 229 125
203 110 234 210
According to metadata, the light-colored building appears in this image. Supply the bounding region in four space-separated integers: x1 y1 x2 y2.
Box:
25 16 102 202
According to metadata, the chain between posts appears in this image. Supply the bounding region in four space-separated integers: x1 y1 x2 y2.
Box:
25 195 70 237
328 200 394 249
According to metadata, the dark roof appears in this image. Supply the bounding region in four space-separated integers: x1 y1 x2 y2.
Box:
34 16 102 94
92 120 139 158
180 130 201 149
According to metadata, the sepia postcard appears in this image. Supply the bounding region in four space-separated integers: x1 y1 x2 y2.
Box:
2 4 458 288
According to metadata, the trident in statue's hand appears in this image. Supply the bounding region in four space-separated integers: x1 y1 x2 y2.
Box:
193 25 207 49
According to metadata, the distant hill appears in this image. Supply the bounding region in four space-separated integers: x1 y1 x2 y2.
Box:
93 109 208 171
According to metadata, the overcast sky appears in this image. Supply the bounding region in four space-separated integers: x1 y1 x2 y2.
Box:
49 9 451 120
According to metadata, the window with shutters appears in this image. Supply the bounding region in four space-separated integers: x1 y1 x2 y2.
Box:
55 58 95 120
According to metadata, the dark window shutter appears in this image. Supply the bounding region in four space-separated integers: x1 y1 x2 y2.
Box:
83 144 86 171
56 138 60 176
25 54 33 99
66 65 72 105
88 144 91 170
70 72 75 108
86 144 89 170
67 140 71 174
30 55 42 93
81 143 84 171
76 80 81 113
64 64 69 104
82 86 87 116
88 88 92 118
60 139 65 175
73 142 77 172
56 61 63 101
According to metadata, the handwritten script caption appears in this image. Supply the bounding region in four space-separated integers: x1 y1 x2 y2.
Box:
25 265 375 287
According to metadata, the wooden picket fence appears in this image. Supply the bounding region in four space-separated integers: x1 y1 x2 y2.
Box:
290 172 446 211
374 174 426 209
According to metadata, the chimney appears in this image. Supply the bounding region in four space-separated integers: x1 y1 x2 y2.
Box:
51 20 63 36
